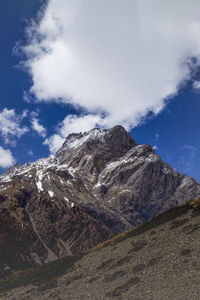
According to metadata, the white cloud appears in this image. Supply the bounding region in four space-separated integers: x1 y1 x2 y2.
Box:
193 80 200 90
44 134 64 154
0 108 28 144
31 114 47 138
44 114 101 153
23 0 200 151
0 146 15 168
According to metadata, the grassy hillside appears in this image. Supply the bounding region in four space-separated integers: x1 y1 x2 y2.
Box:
1 197 200 299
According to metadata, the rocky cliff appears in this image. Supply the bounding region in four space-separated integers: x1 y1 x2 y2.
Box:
0 125 199 274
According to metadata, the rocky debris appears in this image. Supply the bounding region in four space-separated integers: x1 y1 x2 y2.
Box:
0 125 199 274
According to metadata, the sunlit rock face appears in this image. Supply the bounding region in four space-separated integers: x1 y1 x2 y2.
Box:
0 125 199 275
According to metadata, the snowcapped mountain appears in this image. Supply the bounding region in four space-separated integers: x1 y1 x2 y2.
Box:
0 125 199 274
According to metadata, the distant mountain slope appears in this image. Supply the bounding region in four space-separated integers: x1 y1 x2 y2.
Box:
1 198 200 299
0 125 199 274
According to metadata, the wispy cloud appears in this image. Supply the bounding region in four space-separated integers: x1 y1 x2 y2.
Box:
153 145 159 151
154 133 160 142
178 144 197 173
31 112 47 138
193 80 200 91
0 108 28 145
28 149 33 156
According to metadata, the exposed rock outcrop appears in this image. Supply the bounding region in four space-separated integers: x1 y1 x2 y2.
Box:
0 125 199 274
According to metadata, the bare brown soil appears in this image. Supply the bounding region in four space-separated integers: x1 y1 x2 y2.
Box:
1 199 200 299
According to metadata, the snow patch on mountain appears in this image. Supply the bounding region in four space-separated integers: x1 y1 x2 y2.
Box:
48 191 54 198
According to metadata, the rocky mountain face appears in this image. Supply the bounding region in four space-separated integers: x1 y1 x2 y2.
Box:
0 125 199 274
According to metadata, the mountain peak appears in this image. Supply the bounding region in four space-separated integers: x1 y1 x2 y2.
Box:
59 125 135 150
56 125 136 166
60 127 107 150
0 125 199 275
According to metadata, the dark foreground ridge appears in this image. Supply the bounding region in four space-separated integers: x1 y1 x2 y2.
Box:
1 197 200 299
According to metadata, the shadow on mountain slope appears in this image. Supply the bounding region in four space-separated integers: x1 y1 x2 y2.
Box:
1 197 200 299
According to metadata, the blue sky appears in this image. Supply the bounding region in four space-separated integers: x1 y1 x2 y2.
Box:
0 0 200 182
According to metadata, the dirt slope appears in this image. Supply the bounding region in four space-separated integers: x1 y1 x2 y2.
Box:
1 198 200 300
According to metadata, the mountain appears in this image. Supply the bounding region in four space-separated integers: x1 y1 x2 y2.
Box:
1 197 200 299
0 125 199 275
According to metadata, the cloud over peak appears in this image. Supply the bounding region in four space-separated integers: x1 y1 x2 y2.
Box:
44 114 101 153
23 0 200 151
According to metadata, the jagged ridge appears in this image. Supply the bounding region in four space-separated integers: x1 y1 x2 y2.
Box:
0 125 199 275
